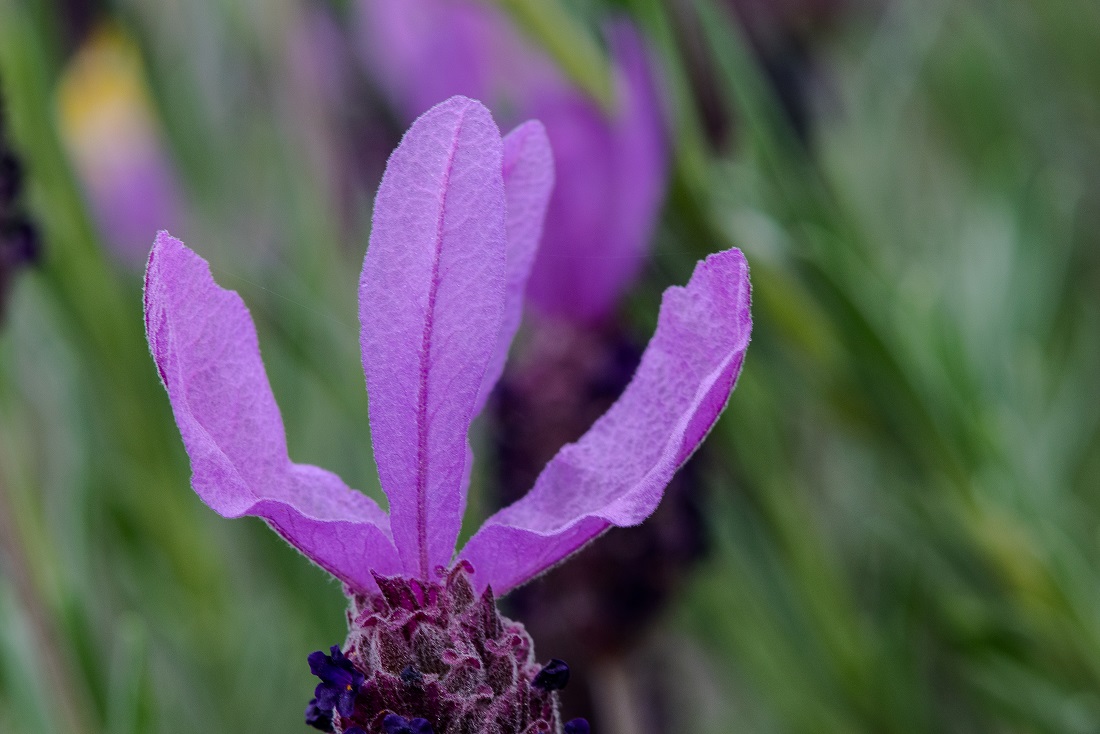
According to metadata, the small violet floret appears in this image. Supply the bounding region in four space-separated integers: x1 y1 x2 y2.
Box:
309 645 366 718
144 96 752 733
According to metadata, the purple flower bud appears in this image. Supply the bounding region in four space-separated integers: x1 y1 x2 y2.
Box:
312 563 577 733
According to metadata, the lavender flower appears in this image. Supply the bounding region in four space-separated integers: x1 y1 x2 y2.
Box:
358 1 667 323
144 96 751 733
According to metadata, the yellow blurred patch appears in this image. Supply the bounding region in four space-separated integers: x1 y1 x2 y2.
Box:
57 23 160 170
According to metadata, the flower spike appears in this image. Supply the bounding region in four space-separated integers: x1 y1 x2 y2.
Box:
147 94 752 734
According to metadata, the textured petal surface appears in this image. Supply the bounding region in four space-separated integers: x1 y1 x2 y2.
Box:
143 232 399 591
524 23 668 322
474 120 554 414
360 97 507 579
460 249 752 593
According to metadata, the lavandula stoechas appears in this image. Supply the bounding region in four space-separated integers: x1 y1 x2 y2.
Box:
145 97 752 733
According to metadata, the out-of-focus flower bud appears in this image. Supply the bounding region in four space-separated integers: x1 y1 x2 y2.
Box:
57 24 186 264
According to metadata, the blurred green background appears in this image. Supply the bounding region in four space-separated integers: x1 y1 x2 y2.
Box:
1 0 1099 732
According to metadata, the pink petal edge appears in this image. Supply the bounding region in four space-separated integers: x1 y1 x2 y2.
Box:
359 97 507 579
144 232 400 592
459 248 752 594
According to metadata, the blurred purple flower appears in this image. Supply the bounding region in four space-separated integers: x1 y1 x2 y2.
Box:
144 96 750 730
58 25 186 265
358 1 668 322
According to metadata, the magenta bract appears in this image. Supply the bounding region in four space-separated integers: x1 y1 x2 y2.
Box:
144 96 751 595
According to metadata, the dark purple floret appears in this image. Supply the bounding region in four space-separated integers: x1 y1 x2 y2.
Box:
564 720 590 734
305 697 335 732
382 713 434 734
532 659 570 692
309 645 366 717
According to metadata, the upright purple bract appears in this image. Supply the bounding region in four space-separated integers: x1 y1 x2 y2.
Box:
360 97 507 580
145 95 750 594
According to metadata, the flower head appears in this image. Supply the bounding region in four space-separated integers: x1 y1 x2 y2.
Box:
144 95 751 731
